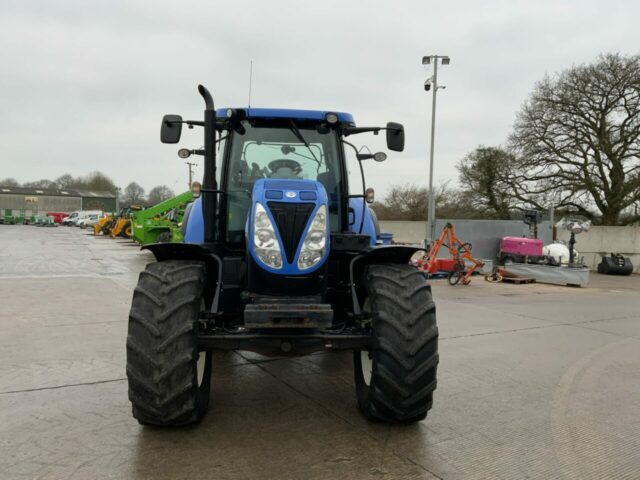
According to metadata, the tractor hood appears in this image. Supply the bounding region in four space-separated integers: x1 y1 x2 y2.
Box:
247 179 329 275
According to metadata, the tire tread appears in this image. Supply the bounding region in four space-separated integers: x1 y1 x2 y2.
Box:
126 260 209 426
356 263 439 423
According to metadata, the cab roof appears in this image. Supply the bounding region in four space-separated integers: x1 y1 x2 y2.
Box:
216 108 355 125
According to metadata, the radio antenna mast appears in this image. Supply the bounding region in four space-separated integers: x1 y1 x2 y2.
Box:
248 60 253 107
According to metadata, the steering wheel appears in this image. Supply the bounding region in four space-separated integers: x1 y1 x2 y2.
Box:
268 159 302 175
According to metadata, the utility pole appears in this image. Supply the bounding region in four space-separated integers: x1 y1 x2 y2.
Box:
422 54 450 246
185 161 197 189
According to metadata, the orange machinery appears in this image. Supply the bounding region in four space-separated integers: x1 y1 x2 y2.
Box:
416 223 485 285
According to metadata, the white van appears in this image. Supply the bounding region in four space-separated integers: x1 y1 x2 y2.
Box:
61 212 79 226
62 210 103 226
77 212 107 228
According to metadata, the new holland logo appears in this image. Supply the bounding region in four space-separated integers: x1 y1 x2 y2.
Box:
285 191 296 198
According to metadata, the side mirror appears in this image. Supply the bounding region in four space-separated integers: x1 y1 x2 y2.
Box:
161 114 183 144
386 122 405 152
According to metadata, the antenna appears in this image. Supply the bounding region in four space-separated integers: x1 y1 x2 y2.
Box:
248 60 253 107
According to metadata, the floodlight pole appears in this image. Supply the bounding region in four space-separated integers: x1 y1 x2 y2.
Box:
423 54 448 247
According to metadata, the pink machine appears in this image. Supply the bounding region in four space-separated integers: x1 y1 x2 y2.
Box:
500 236 543 257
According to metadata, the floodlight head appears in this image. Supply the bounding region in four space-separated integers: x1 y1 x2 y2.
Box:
555 217 591 235
441 56 450 65
422 56 431 65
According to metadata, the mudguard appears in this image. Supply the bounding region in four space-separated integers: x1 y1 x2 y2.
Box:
142 242 223 311
348 198 377 246
349 245 424 314
183 197 205 244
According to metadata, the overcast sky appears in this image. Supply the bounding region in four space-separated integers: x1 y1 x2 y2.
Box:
1 0 638 197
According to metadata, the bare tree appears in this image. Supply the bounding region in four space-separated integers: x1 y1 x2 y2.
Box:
22 179 57 189
436 183 484 219
121 182 146 206
54 171 117 193
372 183 479 220
55 174 75 189
147 185 175 205
509 53 640 225
377 184 427 220
457 146 514 219
82 171 117 193
0 178 20 187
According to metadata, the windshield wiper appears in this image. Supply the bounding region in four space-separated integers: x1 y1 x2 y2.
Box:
288 120 321 168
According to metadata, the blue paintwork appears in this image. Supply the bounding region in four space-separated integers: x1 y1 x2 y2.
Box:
265 190 283 199
185 191 379 248
247 178 329 275
184 196 204 244
348 198 377 246
217 108 355 125
378 232 394 245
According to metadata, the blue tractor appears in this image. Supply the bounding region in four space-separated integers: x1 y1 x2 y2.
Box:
126 85 438 425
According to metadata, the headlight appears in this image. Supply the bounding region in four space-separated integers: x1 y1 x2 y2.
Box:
253 203 282 269
298 205 327 270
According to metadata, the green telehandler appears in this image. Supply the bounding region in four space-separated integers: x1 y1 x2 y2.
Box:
130 191 193 245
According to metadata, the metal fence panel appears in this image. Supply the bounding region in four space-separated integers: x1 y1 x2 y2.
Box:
380 219 552 261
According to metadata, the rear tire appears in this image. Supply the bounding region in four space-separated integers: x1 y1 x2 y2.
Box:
126 260 212 426
101 220 114 235
354 264 438 423
448 270 462 285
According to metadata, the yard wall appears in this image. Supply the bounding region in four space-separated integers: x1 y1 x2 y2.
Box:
379 220 640 273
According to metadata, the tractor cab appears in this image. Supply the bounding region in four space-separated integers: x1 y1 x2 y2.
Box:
216 111 349 248
126 85 438 427
178 108 399 246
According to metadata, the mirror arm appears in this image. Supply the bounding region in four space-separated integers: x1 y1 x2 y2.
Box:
164 120 205 127
343 126 403 137
341 139 359 155
342 126 382 137
340 140 368 234
357 150 367 235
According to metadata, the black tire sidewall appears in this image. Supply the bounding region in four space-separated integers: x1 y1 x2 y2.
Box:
353 264 438 423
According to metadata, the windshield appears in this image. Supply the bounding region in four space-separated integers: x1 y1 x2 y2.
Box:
224 121 343 243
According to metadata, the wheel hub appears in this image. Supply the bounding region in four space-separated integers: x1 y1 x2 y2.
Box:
360 351 373 386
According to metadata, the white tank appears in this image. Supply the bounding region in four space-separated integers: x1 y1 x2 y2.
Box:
543 242 578 265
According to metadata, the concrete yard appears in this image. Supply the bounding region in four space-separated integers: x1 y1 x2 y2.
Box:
1 225 639 480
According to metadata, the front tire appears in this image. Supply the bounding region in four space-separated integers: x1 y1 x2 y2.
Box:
126 260 211 426
354 264 438 423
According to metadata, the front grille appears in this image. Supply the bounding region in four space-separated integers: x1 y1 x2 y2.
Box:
267 202 315 263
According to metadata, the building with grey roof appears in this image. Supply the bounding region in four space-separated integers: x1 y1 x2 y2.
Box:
0 186 116 217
